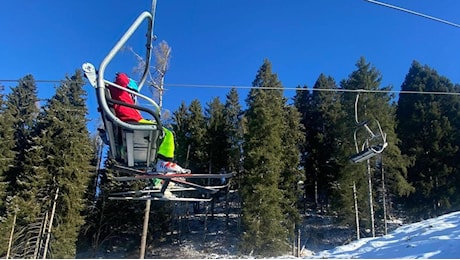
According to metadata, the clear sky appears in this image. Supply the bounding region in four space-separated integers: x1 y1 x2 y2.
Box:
1 0 460 132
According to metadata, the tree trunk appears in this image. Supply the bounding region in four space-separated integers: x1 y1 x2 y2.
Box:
43 186 59 259
6 211 17 259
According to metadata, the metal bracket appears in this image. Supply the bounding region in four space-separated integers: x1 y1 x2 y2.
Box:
82 63 97 88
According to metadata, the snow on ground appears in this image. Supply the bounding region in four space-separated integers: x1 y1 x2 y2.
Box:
307 211 460 259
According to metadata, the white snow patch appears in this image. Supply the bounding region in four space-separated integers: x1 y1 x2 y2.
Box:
310 211 460 259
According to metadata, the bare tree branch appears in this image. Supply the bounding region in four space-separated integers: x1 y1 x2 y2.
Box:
124 41 171 110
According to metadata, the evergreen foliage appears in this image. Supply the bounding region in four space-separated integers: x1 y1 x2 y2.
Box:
279 100 304 238
3 75 39 199
0 85 15 210
172 101 190 166
187 100 208 172
76 134 104 255
0 75 40 257
0 71 95 258
223 88 244 178
173 99 208 172
240 59 290 256
205 97 228 172
294 74 345 212
396 61 460 219
22 71 94 258
293 84 313 211
0 85 17 256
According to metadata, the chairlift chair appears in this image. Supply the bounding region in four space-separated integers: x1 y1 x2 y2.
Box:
82 2 232 201
350 92 388 163
82 4 162 170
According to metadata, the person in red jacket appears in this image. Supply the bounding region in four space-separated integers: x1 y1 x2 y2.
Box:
108 72 190 174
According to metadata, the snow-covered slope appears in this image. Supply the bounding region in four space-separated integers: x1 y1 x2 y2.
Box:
309 211 460 259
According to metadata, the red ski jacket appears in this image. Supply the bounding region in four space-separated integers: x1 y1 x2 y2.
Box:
108 72 143 122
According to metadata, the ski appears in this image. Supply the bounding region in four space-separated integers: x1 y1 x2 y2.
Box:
109 187 197 196
109 184 229 196
111 164 150 175
168 178 219 194
108 195 212 202
112 173 233 182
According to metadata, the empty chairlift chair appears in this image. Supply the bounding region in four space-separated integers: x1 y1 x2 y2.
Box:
349 92 388 163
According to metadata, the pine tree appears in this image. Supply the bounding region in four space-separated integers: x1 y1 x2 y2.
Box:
20 71 94 258
205 97 228 172
396 61 460 219
0 75 40 257
294 74 346 212
223 88 244 185
279 100 304 240
3 75 39 197
184 99 207 172
293 85 313 211
0 85 15 210
240 59 289 256
0 85 17 256
172 100 208 171
76 134 103 255
172 101 190 166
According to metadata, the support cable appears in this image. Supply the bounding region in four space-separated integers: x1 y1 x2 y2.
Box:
364 0 460 28
2 79 460 96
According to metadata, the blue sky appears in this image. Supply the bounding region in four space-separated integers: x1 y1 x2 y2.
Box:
1 0 460 132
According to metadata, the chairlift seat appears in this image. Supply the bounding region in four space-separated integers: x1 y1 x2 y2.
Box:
98 87 162 168
350 143 387 163
356 120 369 127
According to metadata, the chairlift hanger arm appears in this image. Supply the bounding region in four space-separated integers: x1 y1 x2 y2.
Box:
93 3 159 131
354 92 361 124
351 91 389 163
354 92 381 137
98 7 156 92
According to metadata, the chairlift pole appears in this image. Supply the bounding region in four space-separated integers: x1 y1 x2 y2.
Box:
364 0 460 29
137 0 158 92
353 181 360 240
381 154 388 235
365 141 376 238
140 1 158 259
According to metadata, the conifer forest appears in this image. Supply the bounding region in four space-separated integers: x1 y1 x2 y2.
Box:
1 57 460 258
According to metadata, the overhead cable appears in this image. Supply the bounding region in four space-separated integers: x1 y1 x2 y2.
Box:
1 79 460 96
365 0 460 28
162 83 460 96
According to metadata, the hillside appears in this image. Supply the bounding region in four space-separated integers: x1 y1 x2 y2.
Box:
78 199 460 259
